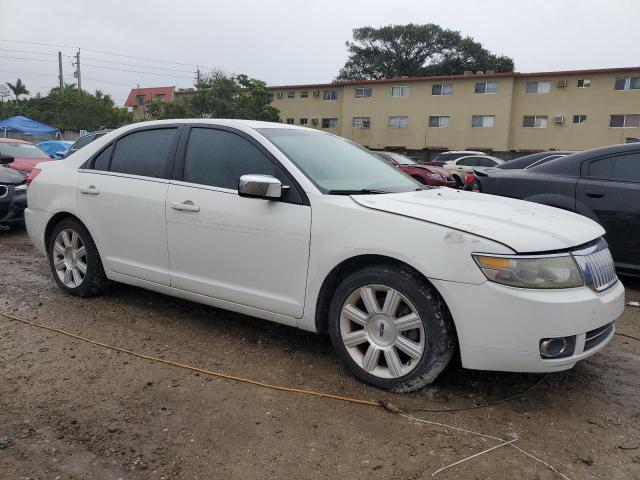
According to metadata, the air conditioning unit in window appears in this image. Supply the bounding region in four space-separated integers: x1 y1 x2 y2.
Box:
463 70 473 76
553 115 565 125
312 90 320 97
311 118 319 125
556 79 567 88
485 70 495 75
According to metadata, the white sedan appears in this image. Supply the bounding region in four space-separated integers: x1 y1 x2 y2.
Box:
443 154 504 186
25 120 624 392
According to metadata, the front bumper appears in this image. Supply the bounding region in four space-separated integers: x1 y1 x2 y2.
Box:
0 190 27 225
432 278 625 372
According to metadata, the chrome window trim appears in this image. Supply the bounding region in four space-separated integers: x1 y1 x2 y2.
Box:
76 169 169 184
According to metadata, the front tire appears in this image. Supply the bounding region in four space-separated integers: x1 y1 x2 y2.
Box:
328 264 456 392
48 218 109 297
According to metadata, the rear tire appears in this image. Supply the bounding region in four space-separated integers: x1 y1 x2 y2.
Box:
47 218 110 297
328 264 456 392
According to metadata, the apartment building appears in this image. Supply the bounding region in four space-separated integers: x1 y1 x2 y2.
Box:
269 67 640 158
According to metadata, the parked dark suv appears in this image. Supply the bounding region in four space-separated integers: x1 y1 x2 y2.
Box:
63 129 113 158
475 143 640 276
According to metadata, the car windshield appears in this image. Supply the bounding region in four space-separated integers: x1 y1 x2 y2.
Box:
386 152 417 165
258 128 421 193
0 142 49 159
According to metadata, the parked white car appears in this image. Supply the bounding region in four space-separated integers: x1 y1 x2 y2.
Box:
443 155 505 185
25 120 624 392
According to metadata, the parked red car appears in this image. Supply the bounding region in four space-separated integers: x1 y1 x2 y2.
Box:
0 138 52 175
375 151 457 187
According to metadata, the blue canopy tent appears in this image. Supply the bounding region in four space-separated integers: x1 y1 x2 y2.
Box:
0 115 60 138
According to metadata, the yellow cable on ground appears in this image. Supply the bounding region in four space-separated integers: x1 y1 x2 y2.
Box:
0 310 380 408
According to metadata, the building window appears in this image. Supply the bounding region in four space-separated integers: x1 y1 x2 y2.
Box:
136 95 145 106
391 86 410 97
388 116 409 128
323 89 339 100
300 118 308 125
154 94 165 101
287 91 295 99
471 115 495 128
577 79 591 88
275 92 283 99
352 117 371 128
614 77 640 91
321 118 338 128
475 82 497 94
432 83 453 96
573 115 587 124
609 114 640 128
354 87 372 98
285 118 295 125
428 116 450 128
523 115 548 128
525 81 551 94
300 91 308 98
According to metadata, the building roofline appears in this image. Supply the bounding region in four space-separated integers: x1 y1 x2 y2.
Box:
267 66 640 90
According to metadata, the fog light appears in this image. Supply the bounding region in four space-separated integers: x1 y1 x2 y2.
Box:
539 336 576 359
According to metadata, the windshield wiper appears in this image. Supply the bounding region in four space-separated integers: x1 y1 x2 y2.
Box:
327 189 390 195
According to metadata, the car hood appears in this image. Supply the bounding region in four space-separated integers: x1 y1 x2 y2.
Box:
0 165 25 183
405 164 452 177
7 156 51 173
351 188 604 253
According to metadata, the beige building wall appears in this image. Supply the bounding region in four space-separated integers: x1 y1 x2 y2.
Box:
269 67 640 154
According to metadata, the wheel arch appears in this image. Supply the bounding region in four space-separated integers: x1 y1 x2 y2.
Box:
314 254 457 338
44 212 102 257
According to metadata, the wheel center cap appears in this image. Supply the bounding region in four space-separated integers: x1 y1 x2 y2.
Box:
367 315 397 347
64 248 78 268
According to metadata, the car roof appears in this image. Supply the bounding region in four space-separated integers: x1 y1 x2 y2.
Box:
455 155 502 161
121 119 304 131
442 150 486 154
536 143 640 175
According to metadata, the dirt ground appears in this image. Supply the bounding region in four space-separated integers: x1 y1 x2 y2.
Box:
0 226 639 480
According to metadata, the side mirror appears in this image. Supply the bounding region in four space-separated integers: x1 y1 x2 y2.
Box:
62 149 73 159
0 155 14 165
238 174 282 199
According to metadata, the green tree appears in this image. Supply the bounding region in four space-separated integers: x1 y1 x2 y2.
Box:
6 78 30 101
336 24 514 80
3 85 131 130
146 71 279 122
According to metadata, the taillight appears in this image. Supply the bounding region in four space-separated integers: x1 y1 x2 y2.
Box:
465 172 474 184
26 168 41 187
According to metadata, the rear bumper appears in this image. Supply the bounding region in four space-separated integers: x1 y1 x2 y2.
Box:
24 207 51 256
432 278 625 372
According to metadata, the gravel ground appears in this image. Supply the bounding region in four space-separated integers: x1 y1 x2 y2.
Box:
1 226 639 480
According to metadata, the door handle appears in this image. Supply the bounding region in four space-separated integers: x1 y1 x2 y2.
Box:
585 191 604 199
79 185 99 195
171 201 200 212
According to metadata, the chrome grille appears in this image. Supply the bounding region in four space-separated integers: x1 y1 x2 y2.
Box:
573 240 618 292
0 185 7 198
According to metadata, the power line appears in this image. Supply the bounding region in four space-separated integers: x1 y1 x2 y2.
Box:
81 56 195 74
1 53 196 79
0 70 74 77
0 38 214 70
83 63 194 79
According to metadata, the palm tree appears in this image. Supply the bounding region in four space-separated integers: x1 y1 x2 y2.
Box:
6 78 29 102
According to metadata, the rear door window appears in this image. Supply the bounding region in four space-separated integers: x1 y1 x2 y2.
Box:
110 128 178 179
587 152 640 182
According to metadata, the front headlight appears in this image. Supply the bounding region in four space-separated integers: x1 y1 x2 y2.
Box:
14 183 27 193
473 254 584 289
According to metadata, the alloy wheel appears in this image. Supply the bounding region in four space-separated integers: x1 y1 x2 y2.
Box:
53 229 87 288
339 284 426 379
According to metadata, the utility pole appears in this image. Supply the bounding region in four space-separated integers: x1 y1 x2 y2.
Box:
75 49 82 92
58 51 64 89
196 67 201 85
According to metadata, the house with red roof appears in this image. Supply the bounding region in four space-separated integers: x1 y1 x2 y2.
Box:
124 87 175 119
